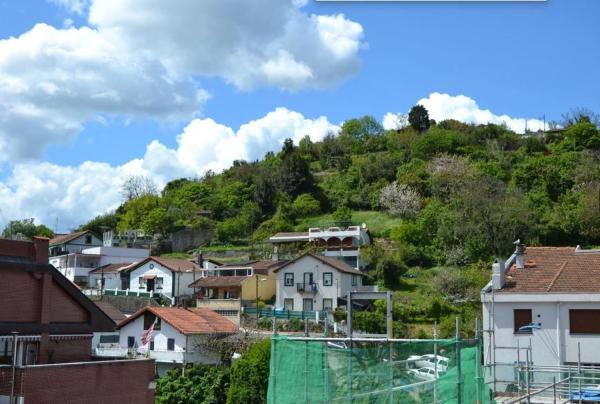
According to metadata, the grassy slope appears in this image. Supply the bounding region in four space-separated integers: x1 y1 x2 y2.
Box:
294 210 403 238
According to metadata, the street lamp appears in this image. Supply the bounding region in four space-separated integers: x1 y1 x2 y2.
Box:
256 276 268 322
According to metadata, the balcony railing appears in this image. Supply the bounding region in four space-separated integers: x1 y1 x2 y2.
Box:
297 282 318 293
93 346 128 358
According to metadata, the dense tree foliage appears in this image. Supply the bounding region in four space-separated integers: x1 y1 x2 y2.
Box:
1 218 54 240
155 365 230 404
226 339 271 404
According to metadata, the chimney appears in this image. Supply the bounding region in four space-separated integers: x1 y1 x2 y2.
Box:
197 251 204 269
32 236 49 264
272 245 279 262
515 241 526 270
492 259 506 290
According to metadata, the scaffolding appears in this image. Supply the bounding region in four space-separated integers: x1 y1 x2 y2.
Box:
266 318 494 403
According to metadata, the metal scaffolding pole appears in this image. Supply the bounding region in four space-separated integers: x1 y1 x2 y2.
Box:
456 317 462 404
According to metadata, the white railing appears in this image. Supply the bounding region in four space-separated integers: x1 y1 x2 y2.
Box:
93 346 128 358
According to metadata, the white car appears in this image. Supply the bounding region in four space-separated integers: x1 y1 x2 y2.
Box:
407 354 449 372
407 367 442 381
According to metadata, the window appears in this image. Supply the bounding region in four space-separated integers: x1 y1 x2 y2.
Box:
138 277 146 289
570 310 600 334
323 272 333 286
99 334 119 344
167 338 175 351
351 275 358 286
303 272 313 285
284 273 294 287
85 235 92 244
149 340 154 351
155 318 161 330
284 298 294 311
303 298 313 312
323 299 333 311
127 336 135 348
0 339 13 364
156 277 163 290
514 309 533 334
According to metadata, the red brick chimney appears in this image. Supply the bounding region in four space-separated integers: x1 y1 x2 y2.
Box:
32 236 49 264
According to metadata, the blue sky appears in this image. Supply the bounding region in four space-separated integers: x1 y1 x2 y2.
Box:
0 0 598 231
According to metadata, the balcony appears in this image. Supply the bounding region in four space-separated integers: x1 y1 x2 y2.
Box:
297 283 318 293
93 346 128 358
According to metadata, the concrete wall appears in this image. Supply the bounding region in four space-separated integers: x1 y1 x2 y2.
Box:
171 228 213 253
240 274 276 301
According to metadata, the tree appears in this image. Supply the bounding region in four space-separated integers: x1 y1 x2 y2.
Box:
117 194 161 231
292 194 321 217
408 105 430 133
121 175 158 201
141 207 172 236
378 181 421 219
226 339 271 404
79 212 120 235
332 205 353 227
1 218 54 240
279 151 314 198
155 364 230 404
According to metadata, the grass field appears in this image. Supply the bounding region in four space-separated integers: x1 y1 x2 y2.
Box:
294 210 403 237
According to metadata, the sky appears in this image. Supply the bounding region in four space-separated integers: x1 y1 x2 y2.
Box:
0 0 599 233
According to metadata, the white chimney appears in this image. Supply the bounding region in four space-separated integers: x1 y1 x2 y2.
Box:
515 242 526 270
492 260 506 290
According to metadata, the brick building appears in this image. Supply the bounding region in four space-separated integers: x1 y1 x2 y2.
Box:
0 237 155 403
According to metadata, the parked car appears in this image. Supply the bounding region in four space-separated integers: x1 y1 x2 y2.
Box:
407 354 449 372
407 367 443 381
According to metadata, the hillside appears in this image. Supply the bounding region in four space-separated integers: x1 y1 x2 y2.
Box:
78 111 600 337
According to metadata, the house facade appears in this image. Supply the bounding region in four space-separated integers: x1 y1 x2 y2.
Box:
481 244 600 391
48 230 102 257
117 306 238 375
274 253 365 312
269 224 371 269
121 256 202 299
49 244 148 287
0 237 155 403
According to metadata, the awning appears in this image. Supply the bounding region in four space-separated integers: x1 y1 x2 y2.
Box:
143 275 157 280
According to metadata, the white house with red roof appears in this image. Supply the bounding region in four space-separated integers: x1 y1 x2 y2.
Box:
117 306 238 375
481 243 600 392
121 256 202 299
274 253 367 312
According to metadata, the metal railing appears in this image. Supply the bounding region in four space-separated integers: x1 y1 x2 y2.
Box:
297 283 318 293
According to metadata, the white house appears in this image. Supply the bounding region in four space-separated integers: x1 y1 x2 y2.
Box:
269 224 372 269
49 244 149 287
481 244 600 392
116 306 238 375
121 256 202 298
48 230 102 257
274 253 366 312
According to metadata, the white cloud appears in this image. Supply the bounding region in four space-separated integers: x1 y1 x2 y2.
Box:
0 108 339 231
415 93 545 134
382 112 408 130
0 1 363 163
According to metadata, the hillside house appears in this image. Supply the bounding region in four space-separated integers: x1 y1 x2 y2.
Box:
269 224 371 269
50 245 149 287
117 306 238 375
190 260 286 324
48 230 102 257
120 256 202 299
274 253 366 312
0 237 154 403
482 244 600 391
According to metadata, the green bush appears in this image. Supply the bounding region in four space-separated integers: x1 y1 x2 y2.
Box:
292 193 321 217
155 364 230 404
227 339 271 404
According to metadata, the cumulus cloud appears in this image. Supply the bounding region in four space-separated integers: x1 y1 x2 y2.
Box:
0 0 363 163
0 108 339 231
417 93 545 134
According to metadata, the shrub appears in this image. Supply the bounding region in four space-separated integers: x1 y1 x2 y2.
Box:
227 339 271 404
292 193 321 217
155 364 230 404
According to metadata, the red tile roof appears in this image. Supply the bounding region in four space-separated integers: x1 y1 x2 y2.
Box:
117 306 237 335
501 247 600 293
273 253 364 275
189 276 247 288
122 256 200 273
49 230 93 246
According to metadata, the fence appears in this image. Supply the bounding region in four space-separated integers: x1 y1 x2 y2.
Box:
243 307 320 320
267 335 495 404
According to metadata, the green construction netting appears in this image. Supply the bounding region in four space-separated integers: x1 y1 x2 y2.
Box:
267 336 495 404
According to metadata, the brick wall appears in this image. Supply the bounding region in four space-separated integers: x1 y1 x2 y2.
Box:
47 337 91 363
1 359 154 403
